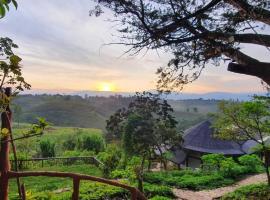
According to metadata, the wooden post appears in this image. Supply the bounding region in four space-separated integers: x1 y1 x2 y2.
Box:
131 188 138 200
72 177 80 200
0 87 12 200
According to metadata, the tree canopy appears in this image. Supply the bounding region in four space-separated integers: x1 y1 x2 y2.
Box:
92 0 270 91
213 96 270 184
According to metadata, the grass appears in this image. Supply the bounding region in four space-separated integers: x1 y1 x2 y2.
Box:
12 125 104 158
8 164 102 199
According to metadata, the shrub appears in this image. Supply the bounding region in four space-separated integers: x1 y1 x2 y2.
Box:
144 170 234 190
175 173 234 190
39 140 55 158
202 154 225 172
238 154 264 173
97 145 122 178
81 133 105 153
149 196 173 200
143 183 175 198
222 183 270 200
62 136 77 150
220 157 245 178
79 182 129 200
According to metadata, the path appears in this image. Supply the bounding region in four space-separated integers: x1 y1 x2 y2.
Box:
173 173 267 200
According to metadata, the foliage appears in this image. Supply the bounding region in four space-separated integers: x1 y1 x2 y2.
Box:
202 154 225 171
97 144 122 178
9 164 102 199
144 170 234 190
149 196 172 200
202 154 264 177
12 94 215 130
222 183 270 200
238 154 264 174
39 140 55 158
213 97 270 184
0 0 18 18
79 182 129 200
213 98 270 142
80 133 105 153
219 157 246 178
143 183 175 199
107 92 181 190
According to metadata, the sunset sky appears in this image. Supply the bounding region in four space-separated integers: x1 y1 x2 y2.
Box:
0 0 268 93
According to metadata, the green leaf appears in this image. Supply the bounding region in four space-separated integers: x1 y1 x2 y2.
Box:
11 0 17 9
0 3 6 18
10 54 22 65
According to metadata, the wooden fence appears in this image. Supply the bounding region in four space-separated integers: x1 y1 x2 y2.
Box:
3 170 147 200
10 156 104 170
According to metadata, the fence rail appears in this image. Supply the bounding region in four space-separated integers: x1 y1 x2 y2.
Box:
10 156 104 170
4 171 147 200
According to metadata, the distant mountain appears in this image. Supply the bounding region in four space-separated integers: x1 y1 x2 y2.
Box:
22 89 265 101
13 94 216 130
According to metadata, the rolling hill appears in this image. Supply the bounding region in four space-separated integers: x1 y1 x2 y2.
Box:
12 94 219 130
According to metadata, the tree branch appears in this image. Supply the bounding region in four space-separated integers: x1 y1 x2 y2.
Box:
225 0 270 25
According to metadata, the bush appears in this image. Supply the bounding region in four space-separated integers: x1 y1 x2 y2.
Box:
97 145 122 178
143 183 175 198
220 157 246 178
175 173 234 190
222 183 270 200
79 182 129 200
39 140 55 158
201 154 225 172
149 196 173 200
80 133 105 153
144 170 234 190
238 154 264 173
62 136 77 150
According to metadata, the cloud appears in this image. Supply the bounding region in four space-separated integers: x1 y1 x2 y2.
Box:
0 0 267 93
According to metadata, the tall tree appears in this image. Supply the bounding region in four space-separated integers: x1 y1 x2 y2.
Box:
106 92 182 191
91 0 270 91
213 96 270 185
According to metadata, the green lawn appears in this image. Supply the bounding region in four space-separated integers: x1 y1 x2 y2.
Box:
9 164 102 199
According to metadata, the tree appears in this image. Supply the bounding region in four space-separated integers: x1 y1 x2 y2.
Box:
213 96 270 185
106 92 182 191
91 0 270 91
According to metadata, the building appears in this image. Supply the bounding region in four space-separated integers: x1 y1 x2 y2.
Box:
169 120 258 168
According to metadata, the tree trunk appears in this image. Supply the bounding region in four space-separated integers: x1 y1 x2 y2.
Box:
264 150 270 186
0 113 11 200
138 156 146 192
0 88 12 200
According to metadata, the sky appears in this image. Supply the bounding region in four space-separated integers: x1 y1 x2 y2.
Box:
0 0 268 93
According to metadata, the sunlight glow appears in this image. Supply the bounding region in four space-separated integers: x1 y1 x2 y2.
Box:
98 83 116 92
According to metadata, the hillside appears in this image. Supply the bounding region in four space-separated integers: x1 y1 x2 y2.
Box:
12 94 219 130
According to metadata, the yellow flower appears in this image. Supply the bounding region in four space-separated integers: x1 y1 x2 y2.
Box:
1 128 9 137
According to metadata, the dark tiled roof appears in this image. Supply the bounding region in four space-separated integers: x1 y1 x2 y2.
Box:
182 120 246 155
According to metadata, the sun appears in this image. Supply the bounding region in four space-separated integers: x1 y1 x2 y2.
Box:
98 83 115 92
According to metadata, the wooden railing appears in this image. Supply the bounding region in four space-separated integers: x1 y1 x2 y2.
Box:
6 171 147 200
10 156 104 169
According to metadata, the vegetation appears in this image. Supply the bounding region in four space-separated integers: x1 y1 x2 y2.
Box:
221 183 270 200
106 92 181 191
144 154 264 190
213 96 270 184
12 94 215 130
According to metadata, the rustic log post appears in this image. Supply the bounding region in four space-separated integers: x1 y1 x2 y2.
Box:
0 87 12 200
72 177 80 200
131 188 138 200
